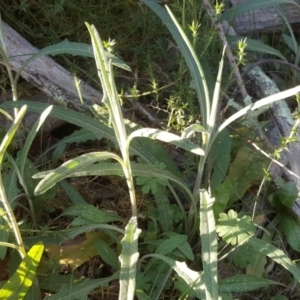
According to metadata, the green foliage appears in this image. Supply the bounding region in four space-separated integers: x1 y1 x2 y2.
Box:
216 210 256 245
0 0 300 299
281 214 300 251
136 162 168 194
269 181 298 209
0 243 44 299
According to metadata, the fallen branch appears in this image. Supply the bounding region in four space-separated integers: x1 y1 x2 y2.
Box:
0 21 102 112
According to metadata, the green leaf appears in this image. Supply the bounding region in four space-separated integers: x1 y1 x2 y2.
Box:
219 274 279 293
199 190 218 300
181 123 207 139
212 181 231 219
128 128 205 156
61 203 123 224
19 105 53 178
156 234 188 256
44 274 119 300
0 101 181 177
136 162 168 195
144 234 191 278
282 34 297 54
216 210 256 245
227 36 286 61
141 254 205 299
0 243 44 300
231 244 255 268
153 186 174 232
281 214 300 251
210 128 231 190
277 182 298 208
34 151 123 195
34 162 193 206
247 236 300 282
59 180 86 204
119 217 141 300
19 39 131 75
225 144 268 205
94 238 119 270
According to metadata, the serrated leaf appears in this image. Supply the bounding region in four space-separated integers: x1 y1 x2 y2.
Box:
216 210 256 245
281 214 300 251
219 274 278 293
119 217 141 300
62 203 123 224
212 181 231 219
153 186 174 232
0 243 44 300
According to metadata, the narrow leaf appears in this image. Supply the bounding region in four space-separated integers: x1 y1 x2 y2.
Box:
199 190 218 300
219 274 279 293
44 274 119 300
281 214 300 251
247 237 300 282
34 162 193 205
141 253 205 298
19 39 131 74
94 238 120 270
61 203 123 224
0 101 181 177
0 243 44 299
34 152 122 195
19 105 53 178
128 128 204 156
119 217 141 300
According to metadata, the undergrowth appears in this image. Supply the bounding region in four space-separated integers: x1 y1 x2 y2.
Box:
0 0 300 299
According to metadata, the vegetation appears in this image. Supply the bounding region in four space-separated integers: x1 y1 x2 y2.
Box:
0 0 300 299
